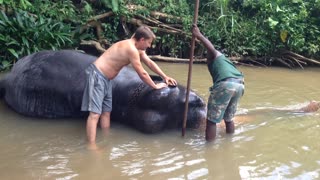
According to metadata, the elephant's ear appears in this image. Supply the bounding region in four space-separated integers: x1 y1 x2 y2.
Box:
150 75 163 82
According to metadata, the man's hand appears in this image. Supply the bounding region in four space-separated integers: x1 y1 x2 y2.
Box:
164 77 177 87
155 82 168 89
192 24 202 38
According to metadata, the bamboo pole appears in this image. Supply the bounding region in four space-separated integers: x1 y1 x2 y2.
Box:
182 0 200 136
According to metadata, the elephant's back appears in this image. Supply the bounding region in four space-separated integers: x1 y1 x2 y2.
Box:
10 50 95 81
4 50 97 118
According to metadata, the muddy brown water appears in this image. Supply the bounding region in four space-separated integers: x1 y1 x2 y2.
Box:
0 63 319 180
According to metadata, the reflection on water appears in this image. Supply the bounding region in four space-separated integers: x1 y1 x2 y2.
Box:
1 65 320 179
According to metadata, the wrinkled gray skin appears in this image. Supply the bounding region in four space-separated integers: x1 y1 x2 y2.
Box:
0 50 206 133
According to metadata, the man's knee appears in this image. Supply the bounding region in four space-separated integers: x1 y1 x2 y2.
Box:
87 112 100 125
88 112 100 121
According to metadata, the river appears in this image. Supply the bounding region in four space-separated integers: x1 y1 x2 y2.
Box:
0 63 319 180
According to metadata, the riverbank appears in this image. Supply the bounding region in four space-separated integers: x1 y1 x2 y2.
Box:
150 53 320 69
79 43 320 69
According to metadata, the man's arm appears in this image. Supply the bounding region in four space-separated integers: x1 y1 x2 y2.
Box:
140 51 177 86
129 49 167 89
192 25 221 60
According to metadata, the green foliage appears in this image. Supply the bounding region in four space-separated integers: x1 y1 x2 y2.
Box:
83 1 94 16
0 0 32 10
101 0 120 12
1 0 319 71
0 10 73 70
122 0 193 57
197 0 320 59
250 0 320 57
30 0 78 22
102 17 121 42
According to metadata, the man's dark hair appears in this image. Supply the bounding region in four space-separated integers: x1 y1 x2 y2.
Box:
132 26 156 40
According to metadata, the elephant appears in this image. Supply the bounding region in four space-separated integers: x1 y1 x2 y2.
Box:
0 50 207 133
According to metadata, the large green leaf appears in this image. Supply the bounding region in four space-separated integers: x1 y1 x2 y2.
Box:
0 11 9 25
8 48 18 59
101 0 119 12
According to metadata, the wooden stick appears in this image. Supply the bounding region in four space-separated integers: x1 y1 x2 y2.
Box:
182 0 200 137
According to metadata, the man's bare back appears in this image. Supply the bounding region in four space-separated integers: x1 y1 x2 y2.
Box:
91 33 176 90
93 39 137 79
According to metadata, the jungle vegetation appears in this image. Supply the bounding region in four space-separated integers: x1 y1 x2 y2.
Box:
1 0 320 71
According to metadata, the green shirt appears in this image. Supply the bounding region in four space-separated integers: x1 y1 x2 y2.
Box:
208 55 243 84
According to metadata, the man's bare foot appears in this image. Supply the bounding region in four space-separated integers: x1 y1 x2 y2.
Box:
87 142 103 153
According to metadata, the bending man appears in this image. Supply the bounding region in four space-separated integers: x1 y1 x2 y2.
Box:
192 25 245 141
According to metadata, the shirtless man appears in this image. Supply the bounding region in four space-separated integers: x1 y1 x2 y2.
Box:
81 26 177 145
